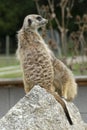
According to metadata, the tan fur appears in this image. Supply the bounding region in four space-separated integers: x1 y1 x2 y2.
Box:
52 56 77 101
17 14 77 101
17 30 54 92
16 14 77 124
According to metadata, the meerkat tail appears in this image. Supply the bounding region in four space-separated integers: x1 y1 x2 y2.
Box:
47 90 73 125
53 93 73 125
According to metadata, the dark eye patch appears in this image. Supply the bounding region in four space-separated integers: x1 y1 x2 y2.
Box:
36 16 42 21
28 18 32 25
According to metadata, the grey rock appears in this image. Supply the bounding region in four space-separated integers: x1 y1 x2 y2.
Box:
0 85 87 130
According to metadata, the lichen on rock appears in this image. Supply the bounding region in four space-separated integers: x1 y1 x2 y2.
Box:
0 85 87 130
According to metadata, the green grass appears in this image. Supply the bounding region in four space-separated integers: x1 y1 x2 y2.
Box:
0 72 22 78
0 66 20 72
0 55 19 67
0 55 22 78
0 55 87 78
71 62 87 75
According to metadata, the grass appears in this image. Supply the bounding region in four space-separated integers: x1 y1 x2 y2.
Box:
0 55 87 78
0 66 20 72
72 62 87 75
0 55 22 78
0 55 19 68
0 72 22 78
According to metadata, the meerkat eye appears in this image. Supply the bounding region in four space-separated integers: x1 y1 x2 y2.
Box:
36 16 42 21
28 18 32 25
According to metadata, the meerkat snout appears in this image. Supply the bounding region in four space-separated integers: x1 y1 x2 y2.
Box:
39 18 48 26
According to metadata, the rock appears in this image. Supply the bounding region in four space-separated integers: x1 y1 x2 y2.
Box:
0 85 87 130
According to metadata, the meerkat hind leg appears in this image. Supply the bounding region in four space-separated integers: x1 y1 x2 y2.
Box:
24 87 30 94
61 84 68 100
23 80 33 94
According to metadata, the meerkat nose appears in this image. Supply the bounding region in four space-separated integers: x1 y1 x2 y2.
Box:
43 18 48 24
45 19 48 24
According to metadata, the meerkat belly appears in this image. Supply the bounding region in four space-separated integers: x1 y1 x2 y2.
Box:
22 46 54 89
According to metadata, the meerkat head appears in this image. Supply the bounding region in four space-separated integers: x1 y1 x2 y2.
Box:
22 14 48 31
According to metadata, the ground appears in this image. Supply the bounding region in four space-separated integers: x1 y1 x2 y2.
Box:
0 55 22 78
0 55 87 78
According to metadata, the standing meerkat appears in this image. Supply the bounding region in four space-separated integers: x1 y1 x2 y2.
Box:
17 14 77 125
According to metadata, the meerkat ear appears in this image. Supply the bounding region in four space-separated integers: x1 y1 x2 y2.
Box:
28 18 32 26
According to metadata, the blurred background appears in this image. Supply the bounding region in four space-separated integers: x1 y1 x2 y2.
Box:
0 0 87 78
0 0 87 123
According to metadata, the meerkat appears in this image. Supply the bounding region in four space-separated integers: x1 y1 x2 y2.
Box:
17 14 77 125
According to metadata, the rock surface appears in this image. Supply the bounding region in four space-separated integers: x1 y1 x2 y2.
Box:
0 85 87 130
